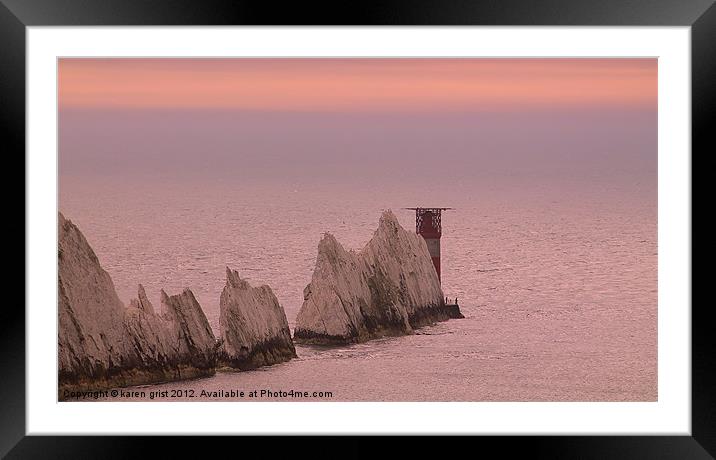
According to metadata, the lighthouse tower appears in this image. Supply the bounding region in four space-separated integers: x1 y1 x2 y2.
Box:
406 207 451 283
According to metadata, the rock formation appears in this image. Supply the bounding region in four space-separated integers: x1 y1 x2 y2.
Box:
217 268 296 369
123 287 217 378
58 212 216 398
294 210 463 345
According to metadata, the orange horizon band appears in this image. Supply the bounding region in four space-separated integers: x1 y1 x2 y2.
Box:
58 58 657 111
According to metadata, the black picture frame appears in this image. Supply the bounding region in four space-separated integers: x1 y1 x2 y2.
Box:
4 0 712 457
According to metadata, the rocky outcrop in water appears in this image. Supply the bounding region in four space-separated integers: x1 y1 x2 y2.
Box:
58 212 216 398
124 287 217 376
294 210 463 345
217 268 296 369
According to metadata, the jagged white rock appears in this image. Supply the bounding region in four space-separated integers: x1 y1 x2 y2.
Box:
218 268 296 369
124 287 217 372
58 212 216 398
294 210 463 344
59 212 132 384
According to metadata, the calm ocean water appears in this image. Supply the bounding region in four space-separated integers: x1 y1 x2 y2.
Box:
59 176 657 401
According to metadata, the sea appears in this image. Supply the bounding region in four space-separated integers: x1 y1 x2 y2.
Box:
59 175 657 401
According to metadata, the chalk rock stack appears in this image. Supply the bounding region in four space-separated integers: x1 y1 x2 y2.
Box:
124 287 217 375
294 210 463 345
58 212 216 397
217 268 296 369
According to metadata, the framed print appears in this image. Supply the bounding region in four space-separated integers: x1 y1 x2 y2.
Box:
5 0 713 457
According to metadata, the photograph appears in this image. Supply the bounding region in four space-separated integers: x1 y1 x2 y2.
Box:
57 57 658 403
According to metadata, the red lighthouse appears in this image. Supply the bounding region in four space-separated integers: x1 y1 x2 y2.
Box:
406 207 451 283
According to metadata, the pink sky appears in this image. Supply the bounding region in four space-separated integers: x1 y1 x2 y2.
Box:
59 58 657 111
59 58 657 187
